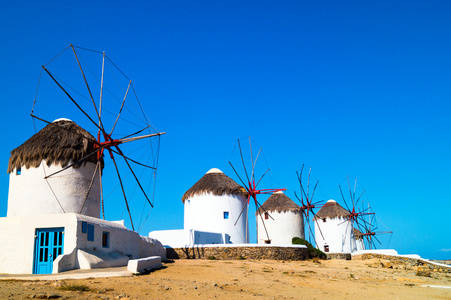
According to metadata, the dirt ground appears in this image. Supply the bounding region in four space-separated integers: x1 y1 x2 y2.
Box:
0 259 450 299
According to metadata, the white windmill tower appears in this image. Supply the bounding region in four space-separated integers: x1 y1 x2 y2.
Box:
182 168 249 244
7 118 103 218
313 200 353 253
256 191 304 244
0 45 167 275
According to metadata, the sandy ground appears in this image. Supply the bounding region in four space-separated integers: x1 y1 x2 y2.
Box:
0 259 450 299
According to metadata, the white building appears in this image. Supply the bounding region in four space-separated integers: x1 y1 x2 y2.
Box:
0 119 165 274
182 168 249 244
256 191 304 245
313 199 354 253
354 228 365 252
150 168 249 246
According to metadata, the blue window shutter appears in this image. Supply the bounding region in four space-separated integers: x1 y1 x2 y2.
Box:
87 224 94 241
81 221 87 233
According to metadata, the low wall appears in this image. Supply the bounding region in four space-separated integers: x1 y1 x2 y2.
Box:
166 245 308 261
352 253 451 273
325 253 351 260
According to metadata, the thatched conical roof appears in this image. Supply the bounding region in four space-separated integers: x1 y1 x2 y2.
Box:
256 191 302 215
353 228 363 239
181 168 247 203
8 119 104 173
313 199 349 220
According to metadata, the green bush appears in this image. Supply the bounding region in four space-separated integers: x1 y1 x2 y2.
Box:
58 284 91 292
292 237 327 259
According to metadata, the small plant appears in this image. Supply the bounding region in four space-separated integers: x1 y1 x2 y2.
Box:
344 267 349 269
237 255 246 260
207 256 216 260
58 284 91 292
292 237 327 259
349 273 354 279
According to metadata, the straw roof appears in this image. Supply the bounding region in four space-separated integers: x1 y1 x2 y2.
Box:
181 168 247 203
256 191 302 215
313 200 350 220
8 119 104 173
353 228 363 239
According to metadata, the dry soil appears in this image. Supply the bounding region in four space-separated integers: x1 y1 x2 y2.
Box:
0 258 450 299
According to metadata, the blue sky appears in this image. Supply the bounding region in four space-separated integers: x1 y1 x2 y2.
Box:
0 1 450 259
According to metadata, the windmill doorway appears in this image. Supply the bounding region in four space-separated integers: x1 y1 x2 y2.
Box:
33 228 64 274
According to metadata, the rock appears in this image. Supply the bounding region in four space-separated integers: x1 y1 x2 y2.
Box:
416 270 431 277
381 260 393 268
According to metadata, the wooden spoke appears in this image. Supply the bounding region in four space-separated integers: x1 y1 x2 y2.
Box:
114 145 154 208
99 161 105 220
42 66 107 136
110 80 131 136
229 162 250 194
234 201 249 226
254 168 269 188
237 139 250 185
110 148 157 170
110 150 134 231
71 45 105 133
44 149 102 179
78 161 101 214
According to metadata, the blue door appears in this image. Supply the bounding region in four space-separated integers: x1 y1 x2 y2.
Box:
33 228 64 274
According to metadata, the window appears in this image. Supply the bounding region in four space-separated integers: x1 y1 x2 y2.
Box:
265 212 269 220
87 224 94 241
223 211 229 219
322 218 326 223
102 232 110 248
324 245 329 252
81 221 87 233
16 168 21 175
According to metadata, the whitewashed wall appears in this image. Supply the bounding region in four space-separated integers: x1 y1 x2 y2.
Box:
256 210 304 245
0 213 166 274
0 214 79 274
314 216 354 253
7 161 100 218
149 229 230 248
184 192 248 244
355 237 365 252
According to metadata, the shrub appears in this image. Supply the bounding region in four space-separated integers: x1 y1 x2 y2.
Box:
58 284 91 292
292 237 327 259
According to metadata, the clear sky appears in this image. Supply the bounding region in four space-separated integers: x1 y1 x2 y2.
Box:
0 1 450 259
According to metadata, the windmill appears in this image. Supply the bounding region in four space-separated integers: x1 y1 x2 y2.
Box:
228 137 286 243
338 176 392 251
294 164 325 247
355 204 393 250
30 44 165 233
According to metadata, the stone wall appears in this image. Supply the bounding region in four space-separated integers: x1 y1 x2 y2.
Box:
352 253 451 274
166 245 308 261
325 253 351 260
